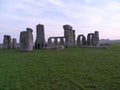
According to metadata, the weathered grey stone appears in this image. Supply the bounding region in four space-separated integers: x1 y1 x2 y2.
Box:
3 35 11 49
47 37 52 47
63 24 75 47
35 24 45 49
87 33 93 45
77 35 81 46
64 29 71 47
73 30 75 45
47 37 65 49
92 31 99 46
87 31 99 46
63 25 73 30
71 30 75 46
54 37 58 46
82 36 86 45
20 28 33 51
59 37 64 45
12 38 17 48
77 35 86 46
87 34 91 45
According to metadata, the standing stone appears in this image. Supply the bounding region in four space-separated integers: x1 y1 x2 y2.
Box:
63 24 74 47
92 31 99 46
77 35 80 46
82 36 86 45
35 24 45 49
59 37 64 45
12 38 17 48
20 28 33 51
3 35 11 49
20 31 27 51
87 34 91 45
91 34 94 45
71 30 74 46
47 37 52 47
77 35 86 46
87 33 93 45
87 32 99 46
73 30 75 45
27 28 33 51
71 30 75 46
54 37 58 46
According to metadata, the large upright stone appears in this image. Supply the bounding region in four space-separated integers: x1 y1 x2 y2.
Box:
92 31 99 46
54 37 58 46
59 37 64 45
63 24 75 47
20 28 33 51
77 35 81 46
77 35 86 46
82 36 86 45
87 34 91 45
73 30 75 45
12 38 17 48
3 35 11 49
87 33 93 45
63 25 73 30
35 24 45 49
87 31 99 46
47 37 52 47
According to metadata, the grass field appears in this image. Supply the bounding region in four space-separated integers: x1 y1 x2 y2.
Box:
0 45 120 90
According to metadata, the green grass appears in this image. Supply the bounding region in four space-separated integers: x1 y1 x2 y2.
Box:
0 45 120 90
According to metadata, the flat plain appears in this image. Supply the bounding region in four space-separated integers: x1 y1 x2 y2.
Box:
0 45 120 90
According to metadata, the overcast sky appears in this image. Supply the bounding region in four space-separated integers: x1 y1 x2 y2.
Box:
0 0 120 43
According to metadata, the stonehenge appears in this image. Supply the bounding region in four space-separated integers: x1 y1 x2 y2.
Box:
47 37 52 47
47 37 65 49
63 25 75 47
59 37 65 45
73 30 76 45
77 35 86 46
3 35 17 49
77 31 99 46
82 36 86 45
20 28 33 51
86 31 99 46
87 33 94 45
92 31 99 46
3 35 11 49
35 24 45 49
12 38 17 48
3 24 100 51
